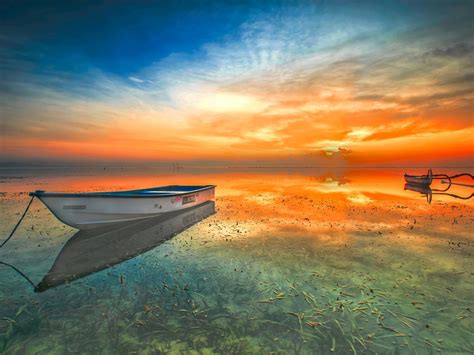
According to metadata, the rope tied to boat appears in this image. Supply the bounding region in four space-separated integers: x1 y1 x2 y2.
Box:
0 196 40 291
0 195 35 248
0 261 39 291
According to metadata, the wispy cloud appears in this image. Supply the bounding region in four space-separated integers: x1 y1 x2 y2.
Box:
128 76 145 83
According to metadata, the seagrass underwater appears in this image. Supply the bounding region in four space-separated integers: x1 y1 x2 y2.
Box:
0 167 472 353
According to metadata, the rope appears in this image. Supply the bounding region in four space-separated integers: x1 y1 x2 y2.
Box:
0 196 35 248
0 261 38 291
0 196 39 290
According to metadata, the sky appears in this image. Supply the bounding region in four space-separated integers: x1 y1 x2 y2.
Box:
0 0 473 166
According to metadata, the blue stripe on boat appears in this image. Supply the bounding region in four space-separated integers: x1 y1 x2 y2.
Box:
29 185 215 198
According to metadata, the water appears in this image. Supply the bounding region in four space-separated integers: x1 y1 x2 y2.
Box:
0 167 473 353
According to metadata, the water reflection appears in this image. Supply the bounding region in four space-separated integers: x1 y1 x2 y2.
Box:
36 201 215 292
0 168 472 353
404 183 473 204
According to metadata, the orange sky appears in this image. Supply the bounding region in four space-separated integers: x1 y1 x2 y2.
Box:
2 94 472 166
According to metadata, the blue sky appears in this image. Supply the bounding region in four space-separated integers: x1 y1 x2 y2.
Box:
2 1 275 75
1 0 437 78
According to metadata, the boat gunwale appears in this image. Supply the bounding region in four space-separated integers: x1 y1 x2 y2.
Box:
403 174 431 179
29 185 216 198
404 174 428 179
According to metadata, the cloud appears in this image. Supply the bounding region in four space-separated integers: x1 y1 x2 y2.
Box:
437 73 474 87
425 43 473 58
128 76 145 83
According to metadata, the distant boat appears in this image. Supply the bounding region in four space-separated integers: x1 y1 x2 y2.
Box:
30 185 216 229
404 169 433 186
35 201 215 292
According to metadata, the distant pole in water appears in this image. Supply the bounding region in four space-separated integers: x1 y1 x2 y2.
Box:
173 163 183 171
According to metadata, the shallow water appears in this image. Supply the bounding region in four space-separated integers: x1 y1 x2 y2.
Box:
0 167 473 354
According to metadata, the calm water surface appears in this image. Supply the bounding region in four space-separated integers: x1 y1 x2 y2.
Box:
0 167 473 354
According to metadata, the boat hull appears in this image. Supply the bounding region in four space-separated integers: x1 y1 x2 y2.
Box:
404 176 432 185
404 169 433 186
37 186 215 229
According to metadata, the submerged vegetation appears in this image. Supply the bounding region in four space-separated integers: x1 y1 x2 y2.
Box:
0 168 473 353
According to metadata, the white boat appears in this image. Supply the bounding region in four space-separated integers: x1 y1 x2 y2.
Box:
29 185 216 229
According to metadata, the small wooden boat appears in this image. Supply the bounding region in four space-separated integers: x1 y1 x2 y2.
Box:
404 169 433 186
35 201 215 292
30 185 215 229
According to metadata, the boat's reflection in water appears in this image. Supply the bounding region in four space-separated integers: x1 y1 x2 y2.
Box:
404 183 473 204
36 201 215 292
